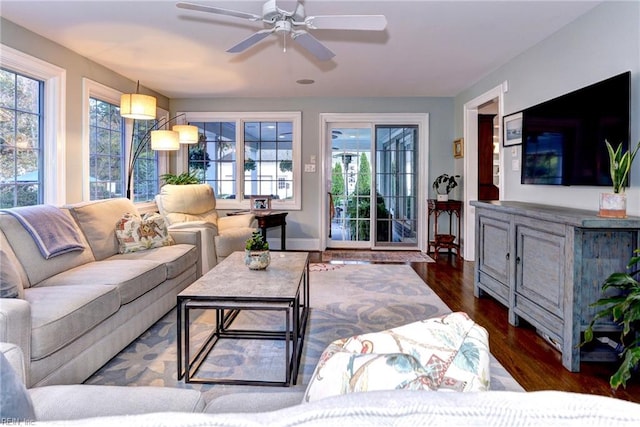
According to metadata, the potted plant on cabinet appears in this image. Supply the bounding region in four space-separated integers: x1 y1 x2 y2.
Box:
599 139 640 218
244 231 270 270
432 173 460 201
582 249 640 389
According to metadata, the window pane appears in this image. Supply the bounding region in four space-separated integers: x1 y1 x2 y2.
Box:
89 97 123 200
189 121 236 199
132 119 158 202
0 69 43 207
244 120 294 200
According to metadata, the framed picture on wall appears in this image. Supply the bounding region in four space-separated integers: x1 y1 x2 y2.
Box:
453 138 464 158
503 112 523 147
250 195 272 211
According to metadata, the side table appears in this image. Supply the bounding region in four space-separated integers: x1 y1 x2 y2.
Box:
427 199 462 259
228 210 288 250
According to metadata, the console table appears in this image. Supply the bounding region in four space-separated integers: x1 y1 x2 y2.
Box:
427 199 462 259
472 200 640 371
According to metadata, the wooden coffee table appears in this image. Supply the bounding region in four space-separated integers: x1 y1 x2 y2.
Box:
176 251 310 386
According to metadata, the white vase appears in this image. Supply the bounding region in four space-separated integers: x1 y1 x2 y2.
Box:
244 249 270 270
599 192 627 218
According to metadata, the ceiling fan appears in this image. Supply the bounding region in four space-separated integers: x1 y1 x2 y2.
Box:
176 0 387 61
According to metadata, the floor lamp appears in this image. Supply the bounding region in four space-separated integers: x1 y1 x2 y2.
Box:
119 83 198 200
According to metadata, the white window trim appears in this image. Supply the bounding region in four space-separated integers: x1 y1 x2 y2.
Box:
82 79 169 202
1 44 66 205
178 111 302 210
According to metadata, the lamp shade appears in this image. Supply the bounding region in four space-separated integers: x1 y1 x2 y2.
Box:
120 93 157 120
151 130 180 151
172 124 199 144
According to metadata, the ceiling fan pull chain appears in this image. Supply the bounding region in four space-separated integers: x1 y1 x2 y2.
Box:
283 30 287 53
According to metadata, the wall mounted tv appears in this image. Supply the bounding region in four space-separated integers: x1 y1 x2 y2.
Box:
521 71 631 186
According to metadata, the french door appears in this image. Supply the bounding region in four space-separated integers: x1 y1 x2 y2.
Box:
325 117 423 250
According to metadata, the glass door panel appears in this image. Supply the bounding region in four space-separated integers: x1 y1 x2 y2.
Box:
374 125 418 247
328 126 372 248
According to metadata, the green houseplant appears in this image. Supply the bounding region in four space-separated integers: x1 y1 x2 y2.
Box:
599 140 640 217
244 231 270 270
432 174 460 201
160 172 199 185
582 249 640 389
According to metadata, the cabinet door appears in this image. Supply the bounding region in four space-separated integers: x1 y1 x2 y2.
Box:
476 210 511 305
515 218 566 318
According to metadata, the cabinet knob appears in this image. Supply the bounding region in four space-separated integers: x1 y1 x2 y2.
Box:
516 256 521 264
506 253 510 260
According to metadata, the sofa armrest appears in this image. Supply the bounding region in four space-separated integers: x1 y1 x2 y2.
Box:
218 213 256 231
0 298 31 384
169 225 218 275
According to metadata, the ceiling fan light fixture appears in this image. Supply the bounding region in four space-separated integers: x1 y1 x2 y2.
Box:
120 93 156 120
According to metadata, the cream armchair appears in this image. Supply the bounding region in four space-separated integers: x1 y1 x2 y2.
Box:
155 184 256 274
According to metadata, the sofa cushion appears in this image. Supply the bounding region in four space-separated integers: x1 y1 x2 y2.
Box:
66 198 138 261
304 312 490 402
0 212 94 287
36 260 167 305
111 244 197 279
1 245 22 298
28 384 205 421
156 184 219 225
115 213 175 254
0 352 35 422
25 285 120 360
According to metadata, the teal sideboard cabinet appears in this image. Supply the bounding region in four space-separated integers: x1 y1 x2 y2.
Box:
471 200 640 372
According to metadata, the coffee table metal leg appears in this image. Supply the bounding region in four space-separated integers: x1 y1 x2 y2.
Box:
177 298 184 380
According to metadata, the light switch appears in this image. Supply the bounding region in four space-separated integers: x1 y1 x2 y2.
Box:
310 155 316 164
304 164 316 173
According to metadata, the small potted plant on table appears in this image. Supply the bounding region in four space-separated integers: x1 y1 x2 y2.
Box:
599 139 640 218
244 231 270 270
432 173 460 201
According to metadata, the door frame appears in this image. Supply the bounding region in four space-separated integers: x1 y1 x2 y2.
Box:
462 83 507 260
319 113 429 251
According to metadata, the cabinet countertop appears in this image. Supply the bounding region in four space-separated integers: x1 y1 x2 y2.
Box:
471 200 640 228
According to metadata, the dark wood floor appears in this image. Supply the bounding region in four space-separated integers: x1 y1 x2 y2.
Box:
311 251 640 403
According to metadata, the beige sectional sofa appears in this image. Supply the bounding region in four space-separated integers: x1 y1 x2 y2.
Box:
0 198 200 387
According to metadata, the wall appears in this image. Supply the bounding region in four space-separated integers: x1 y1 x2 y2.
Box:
454 1 640 214
0 18 169 203
1 17 455 247
170 97 454 247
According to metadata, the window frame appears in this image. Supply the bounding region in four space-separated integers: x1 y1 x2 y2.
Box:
0 44 66 205
178 111 302 210
82 79 169 202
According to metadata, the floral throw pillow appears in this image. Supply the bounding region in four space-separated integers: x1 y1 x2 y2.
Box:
115 213 174 254
304 312 490 402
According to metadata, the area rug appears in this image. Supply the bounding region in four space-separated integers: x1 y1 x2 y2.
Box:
321 250 435 263
85 263 522 402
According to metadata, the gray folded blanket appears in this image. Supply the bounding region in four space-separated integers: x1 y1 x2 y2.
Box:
1 205 84 259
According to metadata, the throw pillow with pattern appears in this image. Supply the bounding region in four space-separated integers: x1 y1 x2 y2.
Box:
115 213 174 254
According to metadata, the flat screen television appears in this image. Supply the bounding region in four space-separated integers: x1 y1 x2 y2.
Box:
521 71 631 186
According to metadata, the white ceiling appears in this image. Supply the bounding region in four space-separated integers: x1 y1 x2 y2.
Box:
0 0 601 99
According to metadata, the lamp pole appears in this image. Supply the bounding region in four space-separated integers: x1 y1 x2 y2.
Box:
125 113 188 200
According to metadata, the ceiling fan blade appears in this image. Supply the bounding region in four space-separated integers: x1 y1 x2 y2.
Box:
227 29 274 53
304 15 387 31
176 2 261 21
291 31 335 61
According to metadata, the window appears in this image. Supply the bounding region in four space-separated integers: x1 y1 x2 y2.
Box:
88 97 124 200
83 79 164 202
184 112 301 210
0 44 66 206
0 69 44 207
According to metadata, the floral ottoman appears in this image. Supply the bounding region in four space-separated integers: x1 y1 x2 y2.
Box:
304 312 490 402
